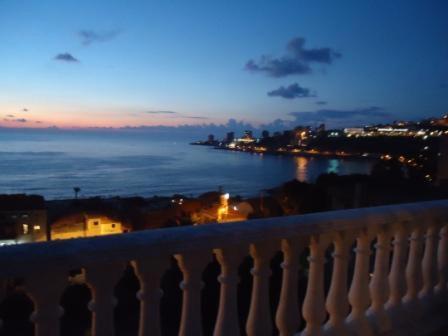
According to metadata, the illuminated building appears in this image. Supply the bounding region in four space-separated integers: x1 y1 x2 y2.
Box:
51 212 126 240
225 132 235 143
0 195 47 245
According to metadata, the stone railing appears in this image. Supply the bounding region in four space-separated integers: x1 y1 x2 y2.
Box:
0 199 447 336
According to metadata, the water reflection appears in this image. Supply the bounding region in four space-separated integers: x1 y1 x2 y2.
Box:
327 159 340 174
295 157 309 181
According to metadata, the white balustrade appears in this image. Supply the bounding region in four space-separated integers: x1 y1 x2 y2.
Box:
84 262 125 336
25 269 67 336
175 252 211 336
385 222 408 329
0 200 447 336
323 231 352 336
346 230 374 336
402 225 424 319
367 226 392 334
213 246 246 336
246 242 277 336
132 257 170 336
301 234 329 336
275 238 304 336
419 224 439 310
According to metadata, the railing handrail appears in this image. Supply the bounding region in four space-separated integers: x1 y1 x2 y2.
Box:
1 199 447 277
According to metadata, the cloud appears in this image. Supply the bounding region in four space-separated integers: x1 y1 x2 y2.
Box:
267 83 315 99
6 114 15 118
143 110 208 119
54 53 79 63
22 108 28 112
3 118 27 123
79 29 121 46
245 37 341 77
182 116 209 120
145 110 177 114
288 107 392 127
316 101 327 105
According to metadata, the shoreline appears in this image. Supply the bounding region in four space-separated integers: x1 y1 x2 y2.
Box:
191 142 379 161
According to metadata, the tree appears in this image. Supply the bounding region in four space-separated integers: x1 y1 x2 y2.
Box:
73 187 81 199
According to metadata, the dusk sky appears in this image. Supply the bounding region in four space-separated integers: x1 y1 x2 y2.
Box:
1 0 447 130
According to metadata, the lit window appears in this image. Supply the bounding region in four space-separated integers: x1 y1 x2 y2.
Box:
33 225 41 231
22 224 29 234
22 214 29 218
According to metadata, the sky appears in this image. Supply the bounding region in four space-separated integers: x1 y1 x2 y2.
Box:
0 0 447 130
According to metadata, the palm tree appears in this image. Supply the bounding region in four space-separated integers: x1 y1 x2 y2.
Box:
73 187 81 199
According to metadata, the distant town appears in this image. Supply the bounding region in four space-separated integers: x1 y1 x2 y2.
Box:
193 114 448 183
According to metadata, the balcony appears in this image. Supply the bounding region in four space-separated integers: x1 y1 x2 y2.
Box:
0 199 447 336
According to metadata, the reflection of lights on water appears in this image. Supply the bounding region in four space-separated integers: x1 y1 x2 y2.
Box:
295 157 309 182
327 159 339 174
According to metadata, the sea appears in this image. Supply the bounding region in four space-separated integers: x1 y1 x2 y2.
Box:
0 128 375 200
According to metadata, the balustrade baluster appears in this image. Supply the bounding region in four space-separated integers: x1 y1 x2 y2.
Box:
435 225 448 297
213 247 246 336
385 223 408 328
323 232 351 336
402 226 424 321
366 226 392 334
419 225 439 310
346 230 373 336
26 269 67 336
301 234 329 336
132 257 170 336
275 238 304 336
84 262 125 336
246 242 277 336
175 252 211 336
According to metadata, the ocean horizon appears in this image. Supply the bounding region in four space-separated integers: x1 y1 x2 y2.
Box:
0 128 375 200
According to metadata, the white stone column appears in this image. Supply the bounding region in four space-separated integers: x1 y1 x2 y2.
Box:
246 242 277 336
213 247 246 336
402 226 424 318
366 227 392 335
84 262 125 336
323 232 351 336
25 270 67 336
346 230 373 336
132 257 170 336
275 238 303 336
385 224 408 327
301 234 329 336
175 252 211 336
435 225 448 297
419 224 439 310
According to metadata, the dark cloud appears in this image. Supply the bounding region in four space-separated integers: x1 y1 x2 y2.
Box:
288 107 392 127
79 29 121 46
245 57 311 77
145 110 177 114
316 101 327 105
181 116 209 120
267 83 315 99
245 37 341 77
22 108 28 112
54 53 79 63
143 110 208 119
35 121 42 124
3 118 27 123
287 37 341 64
6 114 15 118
